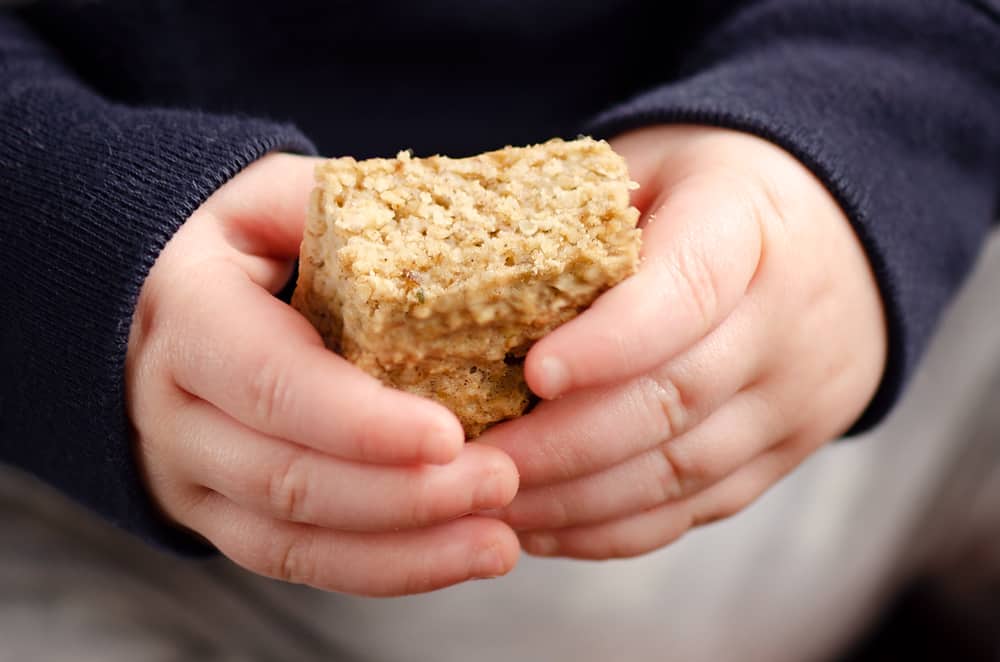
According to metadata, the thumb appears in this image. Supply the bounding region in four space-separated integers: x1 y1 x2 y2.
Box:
524 163 764 399
202 152 323 260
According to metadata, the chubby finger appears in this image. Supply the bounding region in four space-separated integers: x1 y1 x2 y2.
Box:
169 266 465 465
497 385 787 531
480 296 766 486
186 493 520 596
517 436 806 560
684 435 814 528
517 499 691 560
171 399 518 531
525 174 764 399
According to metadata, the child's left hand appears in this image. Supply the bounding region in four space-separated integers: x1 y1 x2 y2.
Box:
478 125 887 559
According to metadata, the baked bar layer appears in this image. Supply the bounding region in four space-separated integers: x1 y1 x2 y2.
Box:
292 137 641 436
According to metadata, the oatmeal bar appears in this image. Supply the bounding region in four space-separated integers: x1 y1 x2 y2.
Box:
291 137 641 436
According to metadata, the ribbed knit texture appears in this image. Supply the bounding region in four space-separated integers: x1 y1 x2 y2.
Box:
587 1 1000 433
1 1 998 552
0 14 315 553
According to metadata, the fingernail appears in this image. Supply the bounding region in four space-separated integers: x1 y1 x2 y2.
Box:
520 532 559 556
472 545 506 578
538 356 570 398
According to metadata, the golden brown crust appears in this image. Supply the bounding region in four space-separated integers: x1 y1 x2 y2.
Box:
292 137 641 436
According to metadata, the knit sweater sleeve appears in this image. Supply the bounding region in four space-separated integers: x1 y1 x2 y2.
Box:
586 0 1000 434
0 13 316 552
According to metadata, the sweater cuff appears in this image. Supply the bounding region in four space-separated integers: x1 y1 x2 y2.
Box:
584 40 998 435
0 81 316 553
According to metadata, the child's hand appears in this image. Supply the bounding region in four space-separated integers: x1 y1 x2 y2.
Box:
479 126 887 559
126 154 520 595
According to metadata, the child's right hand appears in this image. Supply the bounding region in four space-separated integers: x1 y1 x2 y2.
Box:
125 154 520 596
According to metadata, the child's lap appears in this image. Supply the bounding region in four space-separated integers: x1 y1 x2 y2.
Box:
3 234 999 662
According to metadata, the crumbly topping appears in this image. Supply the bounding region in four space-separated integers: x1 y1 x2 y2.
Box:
293 137 641 436
314 137 639 309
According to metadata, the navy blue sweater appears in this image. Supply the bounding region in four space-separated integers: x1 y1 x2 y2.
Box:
1 1 998 552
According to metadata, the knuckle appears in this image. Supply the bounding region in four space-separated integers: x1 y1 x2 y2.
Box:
552 493 573 529
163 484 214 528
662 442 715 493
605 525 684 560
539 492 573 530
649 445 684 502
638 373 691 439
752 171 793 237
773 435 814 479
716 161 788 231
693 471 770 528
266 534 316 586
669 244 720 334
406 478 440 527
737 170 788 278
544 438 596 482
366 553 436 597
605 537 638 560
399 560 437 596
404 463 488 527
267 454 312 522
694 492 749 527
248 355 296 430
715 491 750 521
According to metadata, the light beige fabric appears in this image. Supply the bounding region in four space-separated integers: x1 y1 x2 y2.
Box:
2 234 999 662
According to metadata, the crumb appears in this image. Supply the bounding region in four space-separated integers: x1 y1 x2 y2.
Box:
292 137 641 437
